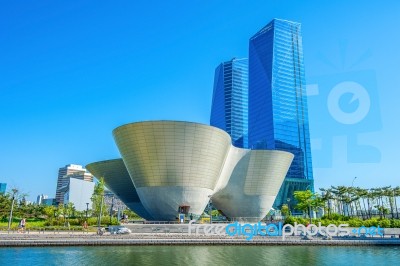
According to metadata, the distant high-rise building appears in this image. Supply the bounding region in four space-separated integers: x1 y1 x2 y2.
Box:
210 58 249 148
61 178 94 211
248 19 314 207
55 164 93 204
0 183 6 195
36 194 48 205
42 198 56 206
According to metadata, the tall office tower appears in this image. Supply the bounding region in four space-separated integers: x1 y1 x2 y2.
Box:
248 19 314 208
55 164 93 204
36 194 48 205
210 58 249 148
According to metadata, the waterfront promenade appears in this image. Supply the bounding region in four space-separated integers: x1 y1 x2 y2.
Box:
1 225 400 247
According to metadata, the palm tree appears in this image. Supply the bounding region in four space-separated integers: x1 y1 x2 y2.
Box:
320 188 334 218
372 186 391 219
331 186 346 216
365 189 376 219
355 187 369 219
381 186 391 219
347 186 360 217
394 186 400 219
337 186 351 217
382 186 394 218
320 186 400 220
371 188 382 218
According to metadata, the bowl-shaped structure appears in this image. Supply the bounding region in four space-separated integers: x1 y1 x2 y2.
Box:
86 159 154 220
212 149 294 222
113 121 231 221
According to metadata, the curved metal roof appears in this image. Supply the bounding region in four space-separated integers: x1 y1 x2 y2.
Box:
86 159 153 220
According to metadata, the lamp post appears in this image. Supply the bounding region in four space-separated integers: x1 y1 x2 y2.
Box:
209 199 213 224
287 198 291 215
109 196 114 224
207 195 212 224
7 189 18 231
352 177 357 187
86 202 89 220
97 194 104 228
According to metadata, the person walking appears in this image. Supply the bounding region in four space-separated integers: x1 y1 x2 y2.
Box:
18 218 26 233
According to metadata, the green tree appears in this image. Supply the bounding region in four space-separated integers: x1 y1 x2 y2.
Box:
43 205 56 221
91 178 107 224
57 203 65 222
281 204 290 217
371 186 391 219
394 186 400 219
294 190 324 222
355 187 369 219
64 202 75 225
320 188 334 219
124 209 141 220
0 194 12 220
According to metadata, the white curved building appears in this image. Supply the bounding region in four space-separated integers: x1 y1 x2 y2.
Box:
211 148 294 222
112 121 232 221
87 121 293 222
85 159 154 220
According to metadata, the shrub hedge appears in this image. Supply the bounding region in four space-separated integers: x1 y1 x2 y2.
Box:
284 216 400 228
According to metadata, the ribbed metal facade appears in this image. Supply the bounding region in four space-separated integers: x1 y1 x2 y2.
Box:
212 148 293 222
88 121 294 221
86 159 153 220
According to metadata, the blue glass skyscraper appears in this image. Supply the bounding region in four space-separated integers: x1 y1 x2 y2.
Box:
248 19 314 208
210 58 249 148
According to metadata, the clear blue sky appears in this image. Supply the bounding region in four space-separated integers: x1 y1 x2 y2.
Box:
1 1 399 201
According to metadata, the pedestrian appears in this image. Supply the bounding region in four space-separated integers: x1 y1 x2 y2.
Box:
83 220 88 231
18 218 26 233
17 220 22 233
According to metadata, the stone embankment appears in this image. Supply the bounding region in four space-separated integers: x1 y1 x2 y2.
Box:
1 231 400 247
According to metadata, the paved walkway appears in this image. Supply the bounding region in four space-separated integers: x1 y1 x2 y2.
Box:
1 232 400 247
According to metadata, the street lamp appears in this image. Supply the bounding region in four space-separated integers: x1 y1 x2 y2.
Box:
352 177 357 187
7 189 18 231
208 195 212 224
109 196 114 224
97 193 104 228
86 202 89 220
286 198 291 215
209 199 213 224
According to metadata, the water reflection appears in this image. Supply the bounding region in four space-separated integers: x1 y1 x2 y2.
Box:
0 246 399 266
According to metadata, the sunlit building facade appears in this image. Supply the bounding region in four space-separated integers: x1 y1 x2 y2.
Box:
248 19 314 208
210 58 249 148
87 121 293 221
55 164 94 204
